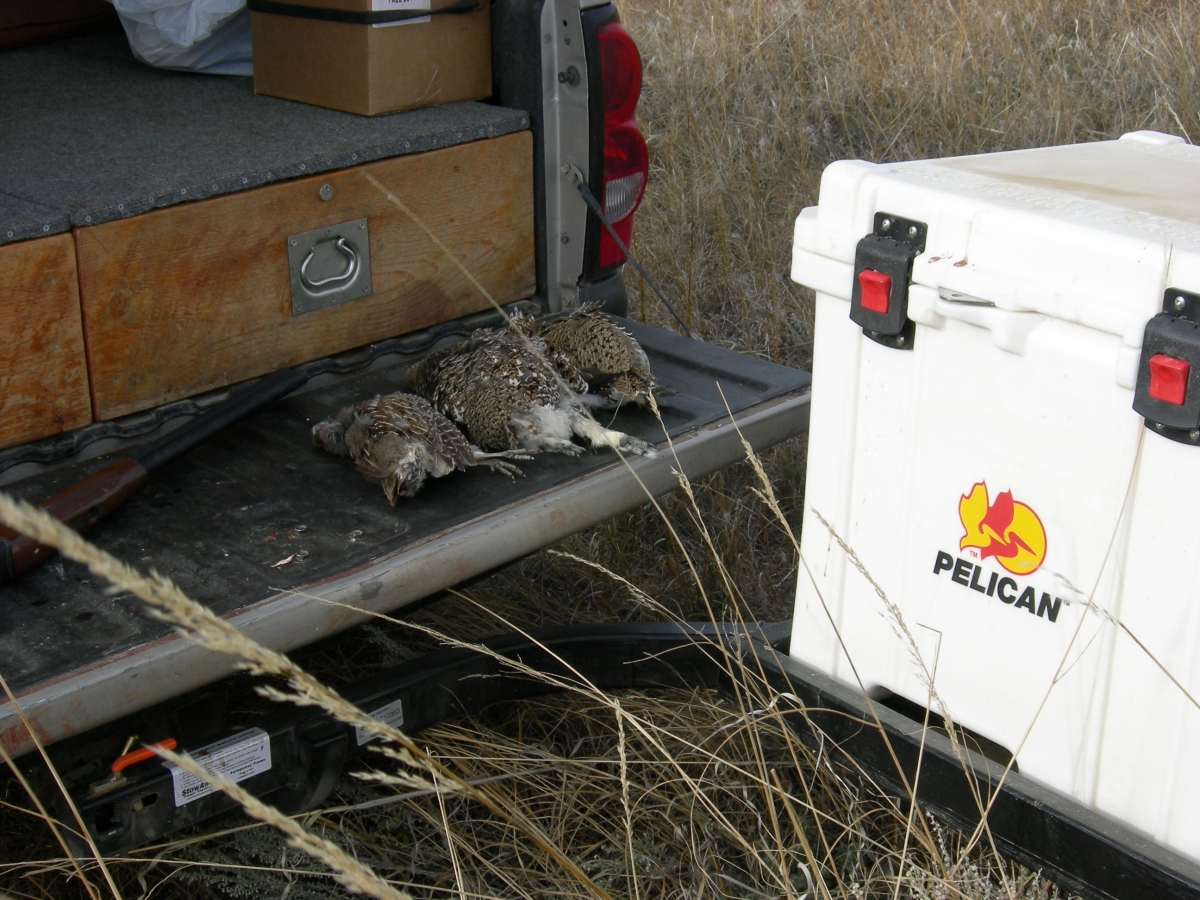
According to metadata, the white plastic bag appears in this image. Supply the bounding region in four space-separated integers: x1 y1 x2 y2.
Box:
109 0 252 76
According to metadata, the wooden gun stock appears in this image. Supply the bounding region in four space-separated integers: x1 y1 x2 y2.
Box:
0 458 148 580
0 366 308 583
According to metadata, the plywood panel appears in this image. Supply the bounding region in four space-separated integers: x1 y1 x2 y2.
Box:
77 131 535 420
0 233 91 449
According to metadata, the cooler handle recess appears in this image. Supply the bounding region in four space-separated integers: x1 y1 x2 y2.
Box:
850 212 927 350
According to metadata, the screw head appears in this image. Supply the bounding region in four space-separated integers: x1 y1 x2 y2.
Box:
560 163 570 175
362 286 370 295
1175 295 1187 310
561 234 570 244
1191 430 1200 441
319 184 333 201
289 238 297 246
908 225 918 237
896 335 906 346
1155 422 1165 431
880 218 892 231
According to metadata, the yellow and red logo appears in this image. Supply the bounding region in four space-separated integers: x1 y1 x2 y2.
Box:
958 482 1046 576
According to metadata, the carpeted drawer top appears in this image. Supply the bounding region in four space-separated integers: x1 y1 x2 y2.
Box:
0 32 529 246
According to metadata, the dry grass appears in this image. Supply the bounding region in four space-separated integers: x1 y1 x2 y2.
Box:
6 0 1200 897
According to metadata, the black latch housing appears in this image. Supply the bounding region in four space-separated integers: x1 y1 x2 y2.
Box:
1134 288 1200 444
851 212 927 350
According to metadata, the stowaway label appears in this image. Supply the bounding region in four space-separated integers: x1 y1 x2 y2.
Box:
356 698 405 746
165 728 271 807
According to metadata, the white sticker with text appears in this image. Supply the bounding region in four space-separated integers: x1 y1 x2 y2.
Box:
356 698 405 745
165 728 271 807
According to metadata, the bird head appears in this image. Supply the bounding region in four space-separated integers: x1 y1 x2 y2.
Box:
311 419 348 455
380 443 426 505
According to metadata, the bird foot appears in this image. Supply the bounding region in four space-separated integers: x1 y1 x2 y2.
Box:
618 435 657 458
473 447 537 462
481 459 525 479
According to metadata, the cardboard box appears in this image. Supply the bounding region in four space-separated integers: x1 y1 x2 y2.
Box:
250 0 491 116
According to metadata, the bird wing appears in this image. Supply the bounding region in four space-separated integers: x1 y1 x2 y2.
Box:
376 392 475 472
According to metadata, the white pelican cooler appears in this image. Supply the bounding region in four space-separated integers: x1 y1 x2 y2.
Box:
790 130 1200 862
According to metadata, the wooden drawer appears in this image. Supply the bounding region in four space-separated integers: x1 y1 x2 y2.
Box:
0 233 91 449
76 130 535 420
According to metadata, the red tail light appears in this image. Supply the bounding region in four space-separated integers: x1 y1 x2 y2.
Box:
596 21 647 269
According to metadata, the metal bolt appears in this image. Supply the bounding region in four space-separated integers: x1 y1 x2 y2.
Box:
359 222 366 229
880 218 892 231
558 65 581 87
362 286 370 294
1176 295 1187 310
908 225 918 237
289 238 297 246
896 335 906 346
560 163 571 175
1191 430 1199 441
561 234 570 244
1155 422 1165 431
564 36 571 44
319 184 333 201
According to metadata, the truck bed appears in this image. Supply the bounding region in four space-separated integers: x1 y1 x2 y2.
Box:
0 32 528 245
0 320 810 757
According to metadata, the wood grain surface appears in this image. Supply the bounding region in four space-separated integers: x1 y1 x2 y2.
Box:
0 233 92 449
77 131 535 420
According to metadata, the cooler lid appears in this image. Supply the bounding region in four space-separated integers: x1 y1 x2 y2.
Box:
792 131 1200 350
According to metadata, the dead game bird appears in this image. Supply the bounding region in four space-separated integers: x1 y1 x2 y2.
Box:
401 328 655 458
536 305 663 409
312 392 528 505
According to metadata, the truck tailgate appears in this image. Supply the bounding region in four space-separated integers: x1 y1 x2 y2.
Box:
0 320 809 757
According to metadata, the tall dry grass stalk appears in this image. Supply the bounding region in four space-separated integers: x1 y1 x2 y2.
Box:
5 2 1196 898
0 495 609 900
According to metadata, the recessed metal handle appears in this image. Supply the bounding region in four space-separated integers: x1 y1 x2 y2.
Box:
287 218 372 315
300 237 359 295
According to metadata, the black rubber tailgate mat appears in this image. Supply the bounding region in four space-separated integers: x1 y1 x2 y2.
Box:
0 321 809 753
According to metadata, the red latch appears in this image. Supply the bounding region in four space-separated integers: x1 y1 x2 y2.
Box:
1148 354 1189 406
858 269 891 314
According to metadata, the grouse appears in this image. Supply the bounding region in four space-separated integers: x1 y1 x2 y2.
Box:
402 324 655 458
535 305 661 409
312 392 527 505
